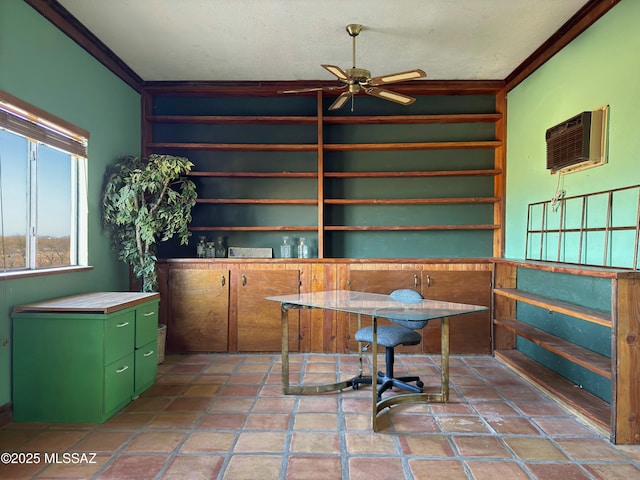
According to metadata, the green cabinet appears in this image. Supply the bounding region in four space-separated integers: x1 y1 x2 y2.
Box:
12 292 159 423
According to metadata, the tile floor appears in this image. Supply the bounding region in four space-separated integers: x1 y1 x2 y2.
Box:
1 353 639 479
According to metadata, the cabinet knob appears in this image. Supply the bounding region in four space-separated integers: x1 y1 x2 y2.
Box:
414 274 419 288
426 275 431 288
221 274 226 286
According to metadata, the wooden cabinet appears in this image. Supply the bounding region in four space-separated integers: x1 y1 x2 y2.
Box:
167 268 229 352
12 292 159 423
233 269 300 352
492 260 640 444
348 267 491 354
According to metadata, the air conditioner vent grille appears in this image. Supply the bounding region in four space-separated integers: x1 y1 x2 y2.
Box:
546 112 591 172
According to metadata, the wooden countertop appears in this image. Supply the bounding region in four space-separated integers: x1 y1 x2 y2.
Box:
13 292 160 314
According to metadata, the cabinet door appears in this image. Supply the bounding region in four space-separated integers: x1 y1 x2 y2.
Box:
421 270 492 354
348 270 423 353
236 270 300 352
168 269 230 352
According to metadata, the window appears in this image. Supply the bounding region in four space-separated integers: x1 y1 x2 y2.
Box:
0 91 88 273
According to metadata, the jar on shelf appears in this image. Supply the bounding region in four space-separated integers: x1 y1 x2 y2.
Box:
215 235 227 258
280 236 292 258
205 241 215 258
196 236 206 258
297 237 309 258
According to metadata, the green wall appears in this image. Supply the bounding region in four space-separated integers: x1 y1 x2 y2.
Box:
0 1 141 407
505 0 640 262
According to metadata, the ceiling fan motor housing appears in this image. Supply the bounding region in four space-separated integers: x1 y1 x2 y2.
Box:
346 68 371 83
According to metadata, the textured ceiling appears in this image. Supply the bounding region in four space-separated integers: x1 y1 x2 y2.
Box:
57 0 589 82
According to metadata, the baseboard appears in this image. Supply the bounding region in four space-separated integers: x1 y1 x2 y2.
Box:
0 402 12 427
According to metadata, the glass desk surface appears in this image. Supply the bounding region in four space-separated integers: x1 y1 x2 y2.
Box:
266 289 488 321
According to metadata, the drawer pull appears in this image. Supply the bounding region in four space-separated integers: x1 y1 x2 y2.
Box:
116 321 130 328
144 311 155 317
242 274 246 286
143 350 155 357
116 365 129 373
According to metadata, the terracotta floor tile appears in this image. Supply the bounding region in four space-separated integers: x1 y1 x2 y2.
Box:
161 454 224 480
390 412 440 433
181 384 221 397
583 463 640 480
504 437 569 461
97 454 168 480
252 397 297 412
286 455 342 480
0 428 41 450
197 413 247 430
525 462 592 480
457 386 504 401
349 457 405 480
398 434 455 456
99 412 155 430
209 396 255 413
485 416 539 435
555 437 628 461
124 396 172 412
20 430 88 453
452 435 512 458
345 432 399 454
179 432 236 453
472 401 520 417
431 402 476 415
73 431 133 452
532 417 595 436
296 395 339 412
168 363 207 374
512 400 570 416
344 413 373 431
0 460 45 479
293 412 338 430
155 374 196 385
34 453 110 479
244 413 291 430
147 413 200 430
233 431 287 453
125 431 185 452
192 374 229 384
140 383 186 397
222 454 282 480
165 397 212 412
438 415 490 433
616 445 640 462
465 460 530 479
408 459 468 480
228 373 266 384
290 432 341 454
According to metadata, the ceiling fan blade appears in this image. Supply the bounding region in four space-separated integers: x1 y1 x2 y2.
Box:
328 91 352 110
278 85 346 94
364 87 416 106
321 64 350 82
368 69 427 86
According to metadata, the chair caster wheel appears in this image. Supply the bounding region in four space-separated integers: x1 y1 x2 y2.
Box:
416 381 424 388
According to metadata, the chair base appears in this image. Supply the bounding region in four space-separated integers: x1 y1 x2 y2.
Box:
352 346 424 401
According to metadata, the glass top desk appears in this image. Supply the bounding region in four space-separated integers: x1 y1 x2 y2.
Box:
266 290 488 431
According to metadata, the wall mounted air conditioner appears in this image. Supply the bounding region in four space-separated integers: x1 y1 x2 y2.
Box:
545 105 608 174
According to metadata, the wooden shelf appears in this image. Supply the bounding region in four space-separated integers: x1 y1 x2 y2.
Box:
196 199 316 205
190 171 317 178
493 288 611 327
147 143 317 151
494 318 611 378
147 115 318 125
325 169 501 178
189 226 317 232
324 197 498 205
323 113 503 125
495 349 610 434
324 141 501 151
325 224 499 231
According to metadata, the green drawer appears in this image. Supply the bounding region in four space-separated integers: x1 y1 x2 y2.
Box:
134 340 157 396
104 311 135 365
136 301 159 348
104 353 134 419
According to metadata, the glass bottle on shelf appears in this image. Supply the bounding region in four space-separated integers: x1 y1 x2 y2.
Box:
280 236 292 258
297 237 309 258
205 241 215 258
215 235 227 258
196 236 206 258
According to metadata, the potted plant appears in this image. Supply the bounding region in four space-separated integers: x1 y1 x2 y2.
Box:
101 154 197 292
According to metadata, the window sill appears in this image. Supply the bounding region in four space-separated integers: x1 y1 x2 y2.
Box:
0 265 93 280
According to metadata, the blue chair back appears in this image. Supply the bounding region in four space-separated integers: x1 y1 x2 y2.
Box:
388 289 429 330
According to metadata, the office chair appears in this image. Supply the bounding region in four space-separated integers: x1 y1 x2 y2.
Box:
352 289 428 401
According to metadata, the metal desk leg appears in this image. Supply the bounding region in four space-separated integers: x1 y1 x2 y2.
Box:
372 316 378 431
441 316 450 402
281 303 354 395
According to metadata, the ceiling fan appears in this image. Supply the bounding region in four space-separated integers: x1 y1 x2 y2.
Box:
280 24 427 111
